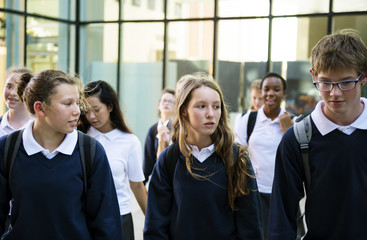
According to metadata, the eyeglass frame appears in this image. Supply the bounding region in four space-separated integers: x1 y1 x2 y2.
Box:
310 68 364 92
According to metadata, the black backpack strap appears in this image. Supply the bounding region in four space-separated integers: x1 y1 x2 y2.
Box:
165 142 180 186
77 131 96 207
4 129 24 191
247 111 258 143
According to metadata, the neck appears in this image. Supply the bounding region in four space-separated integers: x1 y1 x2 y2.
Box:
8 108 32 129
323 101 364 126
186 135 212 151
161 113 173 123
263 106 281 120
33 120 66 152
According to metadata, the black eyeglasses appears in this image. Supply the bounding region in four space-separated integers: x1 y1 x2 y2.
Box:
312 73 364 92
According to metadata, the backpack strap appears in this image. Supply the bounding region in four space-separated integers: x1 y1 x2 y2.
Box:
4 129 24 191
77 131 96 207
293 115 312 189
247 111 257 143
165 142 180 186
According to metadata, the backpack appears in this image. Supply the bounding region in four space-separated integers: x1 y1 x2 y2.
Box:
164 142 240 185
3 130 96 205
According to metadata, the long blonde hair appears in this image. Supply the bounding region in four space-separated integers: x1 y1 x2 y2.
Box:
171 72 252 210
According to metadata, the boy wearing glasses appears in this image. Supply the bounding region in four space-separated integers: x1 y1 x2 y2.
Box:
268 29 367 239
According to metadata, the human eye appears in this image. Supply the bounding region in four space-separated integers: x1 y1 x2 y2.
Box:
316 82 332 91
339 80 356 90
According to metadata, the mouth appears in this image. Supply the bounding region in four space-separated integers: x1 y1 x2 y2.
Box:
69 119 78 127
204 122 215 128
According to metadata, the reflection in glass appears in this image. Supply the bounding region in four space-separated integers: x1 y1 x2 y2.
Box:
272 0 328 15
79 23 118 85
218 0 269 17
333 0 367 12
26 17 72 73
121 0 164 20
271 17 327 116
119 23 164 142
3 0 24 11
333 15 367 45
167 21 213 82
81 0 118 21
27 0 74 20
217 19 269 113
167 0 214 19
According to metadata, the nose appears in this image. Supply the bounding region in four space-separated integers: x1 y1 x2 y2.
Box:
73 104 81 116
206 107 214 118
329 84 342 96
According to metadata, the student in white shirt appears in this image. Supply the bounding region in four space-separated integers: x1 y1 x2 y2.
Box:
78 80 147 240
235 72 294 240
0 67 34 137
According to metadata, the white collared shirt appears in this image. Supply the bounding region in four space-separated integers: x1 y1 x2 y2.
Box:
190 144 215 163
23 123 78 159
311 97 367 136
234 105 286 193
0 111 34 137
87 126 144 215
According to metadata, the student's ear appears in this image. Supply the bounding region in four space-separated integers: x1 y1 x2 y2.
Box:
34 101 46 117
360 72 367 86
108 104 113 113
182 109 188 117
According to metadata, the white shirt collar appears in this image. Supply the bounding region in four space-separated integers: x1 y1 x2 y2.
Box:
311 97 367 136
23 123 78 159
258 105 286 123
190 144 215 163
88 126 121 141
0 111 10 128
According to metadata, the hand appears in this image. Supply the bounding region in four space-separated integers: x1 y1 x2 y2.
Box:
157 125 170 142
279 112 294 133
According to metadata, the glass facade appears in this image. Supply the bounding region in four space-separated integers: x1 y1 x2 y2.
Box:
1 0 367 143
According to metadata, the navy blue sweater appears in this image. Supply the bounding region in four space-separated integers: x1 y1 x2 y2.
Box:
144 148 262 240
143 123 158 184
269 120 367 239
0 136 122 240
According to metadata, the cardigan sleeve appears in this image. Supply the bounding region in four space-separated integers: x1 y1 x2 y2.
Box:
84 141 123 240
144 147 173 240
234 157 263 240
268 127 306 240
143 123 158 184
0 136 10 236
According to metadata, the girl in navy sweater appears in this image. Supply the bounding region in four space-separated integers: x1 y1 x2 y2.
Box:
144 72 262 240
0 70 122 239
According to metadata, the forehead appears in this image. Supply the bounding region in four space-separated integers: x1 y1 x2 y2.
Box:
190 85 220 102
161 92 174 99
52 83 79 99
5 73 20 84
262 77 283 88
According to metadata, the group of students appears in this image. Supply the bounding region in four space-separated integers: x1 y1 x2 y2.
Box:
0 29 367 240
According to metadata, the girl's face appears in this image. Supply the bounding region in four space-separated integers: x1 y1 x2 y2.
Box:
158 92 175 116
85 95 113 133
250 89 263 111
42 83 80 134
262 77 286 112
4 73 23 110
183 86 221 146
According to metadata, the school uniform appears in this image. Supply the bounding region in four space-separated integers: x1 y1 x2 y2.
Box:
144 144 262 240
88 126 145 240
269 98 367 239
143 119 171 184
0 124 122 239
235 105 286 238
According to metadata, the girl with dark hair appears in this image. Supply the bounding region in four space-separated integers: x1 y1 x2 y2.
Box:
0 70 122 239
78 80 147 240
144 73 262 239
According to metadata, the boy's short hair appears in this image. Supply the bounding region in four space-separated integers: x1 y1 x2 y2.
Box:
311 29 367 77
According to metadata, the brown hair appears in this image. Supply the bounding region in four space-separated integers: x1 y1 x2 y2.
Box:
171 72 252 211
17 70 83 115
311 29 367 77
157 88 175 117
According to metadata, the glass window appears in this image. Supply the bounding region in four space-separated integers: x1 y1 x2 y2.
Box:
132 0 141 7
270 17 328 116
167 0 214 19
167 20 214 83
81 0 119 21
3 0 25 11
27 0 74 20
26 17 73 73
217 19 269 113
121 0 164 20
333 15 367 45
333 0 367 12
218 0 269 17
119 22 164 144
79 23 118 86
272 0 329 15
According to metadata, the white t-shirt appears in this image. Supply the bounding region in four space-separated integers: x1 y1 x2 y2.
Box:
235 105 286 193
87 127 145 215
